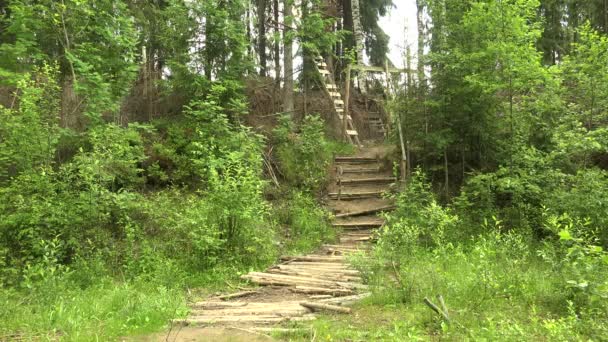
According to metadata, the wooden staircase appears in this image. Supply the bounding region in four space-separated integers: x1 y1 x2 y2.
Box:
314 57 362 147
366 111 387 137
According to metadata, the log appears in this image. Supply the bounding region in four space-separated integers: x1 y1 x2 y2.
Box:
243 276 339 289
300 302 352 314
275 265 360 276
289 286 354 296
267 269 362 282
244 272 342 287
424 297 450 322
339 177 396 185
309 295 333 299
280 255 345 262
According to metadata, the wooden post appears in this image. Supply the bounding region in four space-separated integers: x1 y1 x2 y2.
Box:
343 64 352 142
384 60 392 136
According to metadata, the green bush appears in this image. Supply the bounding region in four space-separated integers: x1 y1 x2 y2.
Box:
378 169 459 257
276 191 335 254
274 115 334 192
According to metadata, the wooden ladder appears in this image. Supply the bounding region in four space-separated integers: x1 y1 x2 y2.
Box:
314 57 362 147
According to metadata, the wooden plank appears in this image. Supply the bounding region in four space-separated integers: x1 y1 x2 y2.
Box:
334 205 396 218
328 191 384 200
268 269 362 282
343 64 351 143
332 221 384 229
346 130 358 136
334 156 377 163
340 167 381 174
338 177 395 185
280 255 345 262
350 64 411 74
289 286 354 296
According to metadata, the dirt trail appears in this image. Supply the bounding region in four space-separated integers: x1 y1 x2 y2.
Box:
137 145 395 341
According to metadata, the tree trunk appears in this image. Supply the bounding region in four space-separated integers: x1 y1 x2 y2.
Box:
246 1 253 70
351 0 364 65
416 0 425 86
283 0 294 115
273 0 281 85
257 0 268 77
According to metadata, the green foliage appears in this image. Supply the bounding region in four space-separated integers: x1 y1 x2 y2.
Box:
0 0 138 121
378 169 459 258
274 115 336 192
0 275 186 341
542 213 608 310
0 65 60 183
276 191 335 254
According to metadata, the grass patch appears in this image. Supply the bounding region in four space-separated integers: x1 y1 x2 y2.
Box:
0 277 187 341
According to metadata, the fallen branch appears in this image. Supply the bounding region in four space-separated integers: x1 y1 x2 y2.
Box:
423 296 450 323
437 295 450 321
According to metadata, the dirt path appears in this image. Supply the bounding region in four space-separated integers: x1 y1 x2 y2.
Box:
139 145 395 341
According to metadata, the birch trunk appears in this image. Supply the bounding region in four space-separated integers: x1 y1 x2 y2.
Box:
283 0 294 115
351 0 364 65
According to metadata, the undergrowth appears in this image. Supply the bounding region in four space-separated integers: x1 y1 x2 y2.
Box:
279 170 608 341
0 70 346 340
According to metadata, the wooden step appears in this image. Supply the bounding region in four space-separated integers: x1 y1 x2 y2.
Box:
328 191 384 200
338 114 353 120
319 69 330 75
338 177 396 185
317 62 327 68
334 205 396 218
339 166 381 174
326 84 338 90
333 221 384 229
346 130 358 136
335 108 344 113
329 91 342 98
335 157 378 163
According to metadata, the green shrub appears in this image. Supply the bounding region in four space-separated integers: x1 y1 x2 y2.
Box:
276 191 335 254
274 115 334 192
378 169 459 257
